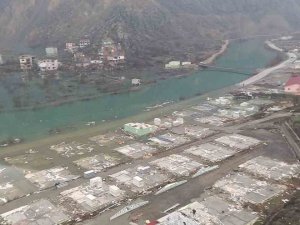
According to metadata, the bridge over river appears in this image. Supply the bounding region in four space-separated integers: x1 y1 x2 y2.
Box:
199 63 254 76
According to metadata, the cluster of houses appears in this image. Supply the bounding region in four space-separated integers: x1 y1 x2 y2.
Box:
19 47 60 72
65 36 125 69
17 36 125 72
165 60 198 70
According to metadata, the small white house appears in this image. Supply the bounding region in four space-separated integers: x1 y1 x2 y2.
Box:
65 42 78 53
132 79 141 86
165 61 181 69
91 59 103 64
182 62 191 66
38 59 59 71
79 38 91 48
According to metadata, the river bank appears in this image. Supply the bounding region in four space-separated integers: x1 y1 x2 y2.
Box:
238 40 296 87
265 40 284 52
0 41 229 113
0 39 277 143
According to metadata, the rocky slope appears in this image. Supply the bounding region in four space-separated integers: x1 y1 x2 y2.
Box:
1 0 300 65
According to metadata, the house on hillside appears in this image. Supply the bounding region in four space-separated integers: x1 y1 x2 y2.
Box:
19 55 35 70
38 59 59 71
102 38 114 47
65 42 78 53
79 36 91 48
101 42 125 66
165 61 181 69
132 79 141 86
285 75 300 95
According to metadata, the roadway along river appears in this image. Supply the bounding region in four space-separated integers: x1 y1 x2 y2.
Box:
0 39 277 142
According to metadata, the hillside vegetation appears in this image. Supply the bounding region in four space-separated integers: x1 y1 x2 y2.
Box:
1 0 300 64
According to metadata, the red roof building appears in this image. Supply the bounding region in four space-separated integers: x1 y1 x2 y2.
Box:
285 75 300 95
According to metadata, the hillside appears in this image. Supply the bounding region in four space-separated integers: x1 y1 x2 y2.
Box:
1 0 300 65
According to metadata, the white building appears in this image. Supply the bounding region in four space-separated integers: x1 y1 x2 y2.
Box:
107 55 125 62
45 47 58 57
38 59 59 71
124 123 156 136
165 61 181 69
19 55 35 70
91 59 103 64
65 42 78 53
79 37 91 48
182 62 191 66
132 79 141 85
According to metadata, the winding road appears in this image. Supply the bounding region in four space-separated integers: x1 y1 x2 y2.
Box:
238 51 297 87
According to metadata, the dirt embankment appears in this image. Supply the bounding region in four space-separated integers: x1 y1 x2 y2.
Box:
264 190 300 225
201 40 229 65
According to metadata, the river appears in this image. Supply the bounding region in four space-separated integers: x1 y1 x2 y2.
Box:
0 39 277 142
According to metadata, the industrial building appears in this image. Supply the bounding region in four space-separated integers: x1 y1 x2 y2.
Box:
123 123 156 136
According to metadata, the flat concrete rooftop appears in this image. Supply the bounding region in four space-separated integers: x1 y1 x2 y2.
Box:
239 156 300 181
150 154 203 176
214 134 261 150
114 142 157 159
0 199 69 225
214 173 286 204
185 142 236 163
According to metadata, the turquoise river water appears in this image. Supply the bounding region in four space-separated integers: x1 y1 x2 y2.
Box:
0 39 277 142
